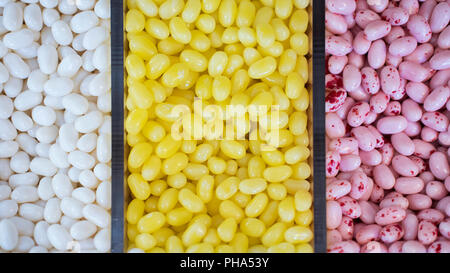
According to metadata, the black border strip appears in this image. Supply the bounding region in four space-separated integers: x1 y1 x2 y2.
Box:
313 0 326 253
111 0 124 253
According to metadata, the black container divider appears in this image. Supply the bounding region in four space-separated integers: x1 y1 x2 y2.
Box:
111 0 124 253
313 0 326 253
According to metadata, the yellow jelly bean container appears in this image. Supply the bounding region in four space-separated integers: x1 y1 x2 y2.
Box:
116 0 319 254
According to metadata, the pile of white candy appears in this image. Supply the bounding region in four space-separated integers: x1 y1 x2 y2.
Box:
0 0 111 253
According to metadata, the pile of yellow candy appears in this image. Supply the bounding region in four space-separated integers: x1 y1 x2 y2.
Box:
124 0 313 253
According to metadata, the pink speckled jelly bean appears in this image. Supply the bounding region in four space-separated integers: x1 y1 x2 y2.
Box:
326 0 450 253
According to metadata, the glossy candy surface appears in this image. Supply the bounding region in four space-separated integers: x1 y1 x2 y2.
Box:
125 0 313 253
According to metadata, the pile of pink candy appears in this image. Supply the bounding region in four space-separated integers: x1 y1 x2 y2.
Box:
325 0 450 253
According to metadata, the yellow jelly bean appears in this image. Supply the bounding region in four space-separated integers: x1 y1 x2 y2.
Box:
137 211 166 233
129 82 153 110
159 0 184 20
286 72 305 99
219 200 244 222
182 222 207 246
284 179 310 195
182 0 202 23
212 75 231 102
261 222 286 247
271 18 290 41
259 200 279 226
267 242 295 253
128 173 151 200
183 163 209 180
263 165 292 182
141 155 161 181
236 0 255 27
201 0 220 13
216 244 234 253
215 176 239 200
128 142 153 169
195 14 216 34
292 161 311 180
278 196 295 222
245 193 268 217
144 196 159 212
129 35 157 60
190 143 214 163
181 139 197 154
231 69 250 94
254 7 274 26
221 27 239 44
127 224 138 242
168 173 187 189
170 17 192 44
190 30 211 52
294 189 312 212
231 232 249 252
243 47 262 66
197 174 215 202
208 51 228 77
294 0 309 9
255 23 275 48
127 199 145 225
135 233 157 250
126 9 145 33
146 18 170 40
166 236 185 253
142 121 166 143
137 0 157 17
261 149 285 166
275 0 293 19
207 156 227 174
162 152 189 175
267 184 287 200
218 0 237 27
155 135 182 159
284 225 313 244
179 188 205 213
125 0 313 253
232 192 251 208
240 218 266 237
125 54 146 80
220 140 246 159
158 37 185 55
153 228 175 247
296 243 313 253
158 188 179 212
161 63 190 88
289 9 308 33
203 228 221 246
239 178 267 195
295 209 313 226
146 55 170 81
285 145 310 165
180 49 208 72
167 207 193 226
217 218 237 242
289 111 307 135
290 32 309 55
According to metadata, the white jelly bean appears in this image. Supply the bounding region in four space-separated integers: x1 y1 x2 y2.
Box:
30 157 57 176
82 204 110 229
0 219 19 251
70 220 97 241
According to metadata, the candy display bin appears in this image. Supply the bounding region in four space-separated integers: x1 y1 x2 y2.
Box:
111 0 325 253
